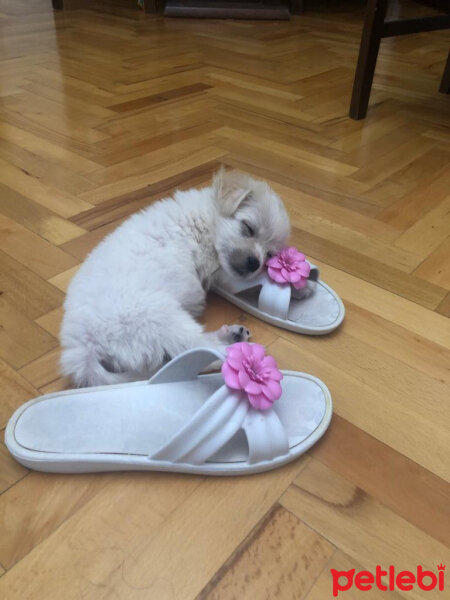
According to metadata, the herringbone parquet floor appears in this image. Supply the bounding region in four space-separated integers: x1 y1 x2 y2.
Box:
0 1 449 598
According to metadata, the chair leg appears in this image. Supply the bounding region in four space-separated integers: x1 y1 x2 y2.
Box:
439 51 450 94
349 0 388 120
52 0 64 8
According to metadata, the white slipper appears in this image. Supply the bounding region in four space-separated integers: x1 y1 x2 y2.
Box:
5 343 332 475
213 248 345 335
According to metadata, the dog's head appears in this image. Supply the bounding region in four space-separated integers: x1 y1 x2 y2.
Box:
213 169 290 279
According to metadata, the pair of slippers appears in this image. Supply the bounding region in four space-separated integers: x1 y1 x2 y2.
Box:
6 248 344 475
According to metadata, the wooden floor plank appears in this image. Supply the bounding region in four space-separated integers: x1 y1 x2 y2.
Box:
0 473 108 570
350 138 434 187
47 266 80 293
0 122 101 174
0 475 197 597
0 157 94 218
34 307 63 338
0 138 98 197
303 259 450 349
395 195 450 256
268 336 449 480
0 443 28 496
0 461 307 600
280 460 448 600
0 183 87 246
198 504 334 600
215 126 359 176
18 348 62 390
224 156 389 216
290 228 446 309
99 460 309 600
78 146 227 205
340 302 450 386
0 214 78 280
59 221 124 259
413 236 450 289
287 205 421 274
436 292 450 317
268 179 400 243
70 163 217 231
0 299 58 370
94 121 219 167
84 133 221 187
0 1 449 597
305 551 404 600
378 167 450 230
310 415 450 546
0 251 65 320
0 359 38 429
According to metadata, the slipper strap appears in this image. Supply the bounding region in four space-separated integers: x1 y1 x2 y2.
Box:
214 262 319 321
243 408 289 464
258 279 291 320
258 262 320 318
150 386 249 465
149 347 225 384
214 270 291 320
149 347 247 465
150 388 289 466
148 347 290 466
214 270 267 294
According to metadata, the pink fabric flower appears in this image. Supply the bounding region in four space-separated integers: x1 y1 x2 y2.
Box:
266 247 310 289
221 342 283 410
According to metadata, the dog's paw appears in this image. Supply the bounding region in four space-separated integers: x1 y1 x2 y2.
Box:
218 324 251 344
294 280 316 300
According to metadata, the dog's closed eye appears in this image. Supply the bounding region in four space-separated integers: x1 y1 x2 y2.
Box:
241 221 255 237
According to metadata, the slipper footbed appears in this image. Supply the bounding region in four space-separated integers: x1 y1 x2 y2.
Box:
12 374 327 463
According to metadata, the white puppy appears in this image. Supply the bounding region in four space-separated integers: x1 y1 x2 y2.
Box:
60 169 290 387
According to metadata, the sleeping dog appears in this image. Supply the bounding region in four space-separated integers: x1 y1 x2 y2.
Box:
61 169 290 386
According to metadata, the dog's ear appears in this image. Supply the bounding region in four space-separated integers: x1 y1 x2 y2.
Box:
213 168 253 216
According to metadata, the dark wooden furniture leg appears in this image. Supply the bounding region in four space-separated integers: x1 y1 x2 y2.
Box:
349 0 388 120
439 50 450 93
52 0 64 8
350 1 450 119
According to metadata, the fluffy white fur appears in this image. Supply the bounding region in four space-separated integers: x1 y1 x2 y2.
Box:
61 170 291 387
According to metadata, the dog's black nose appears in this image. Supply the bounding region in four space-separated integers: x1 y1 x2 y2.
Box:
246 256 260 272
